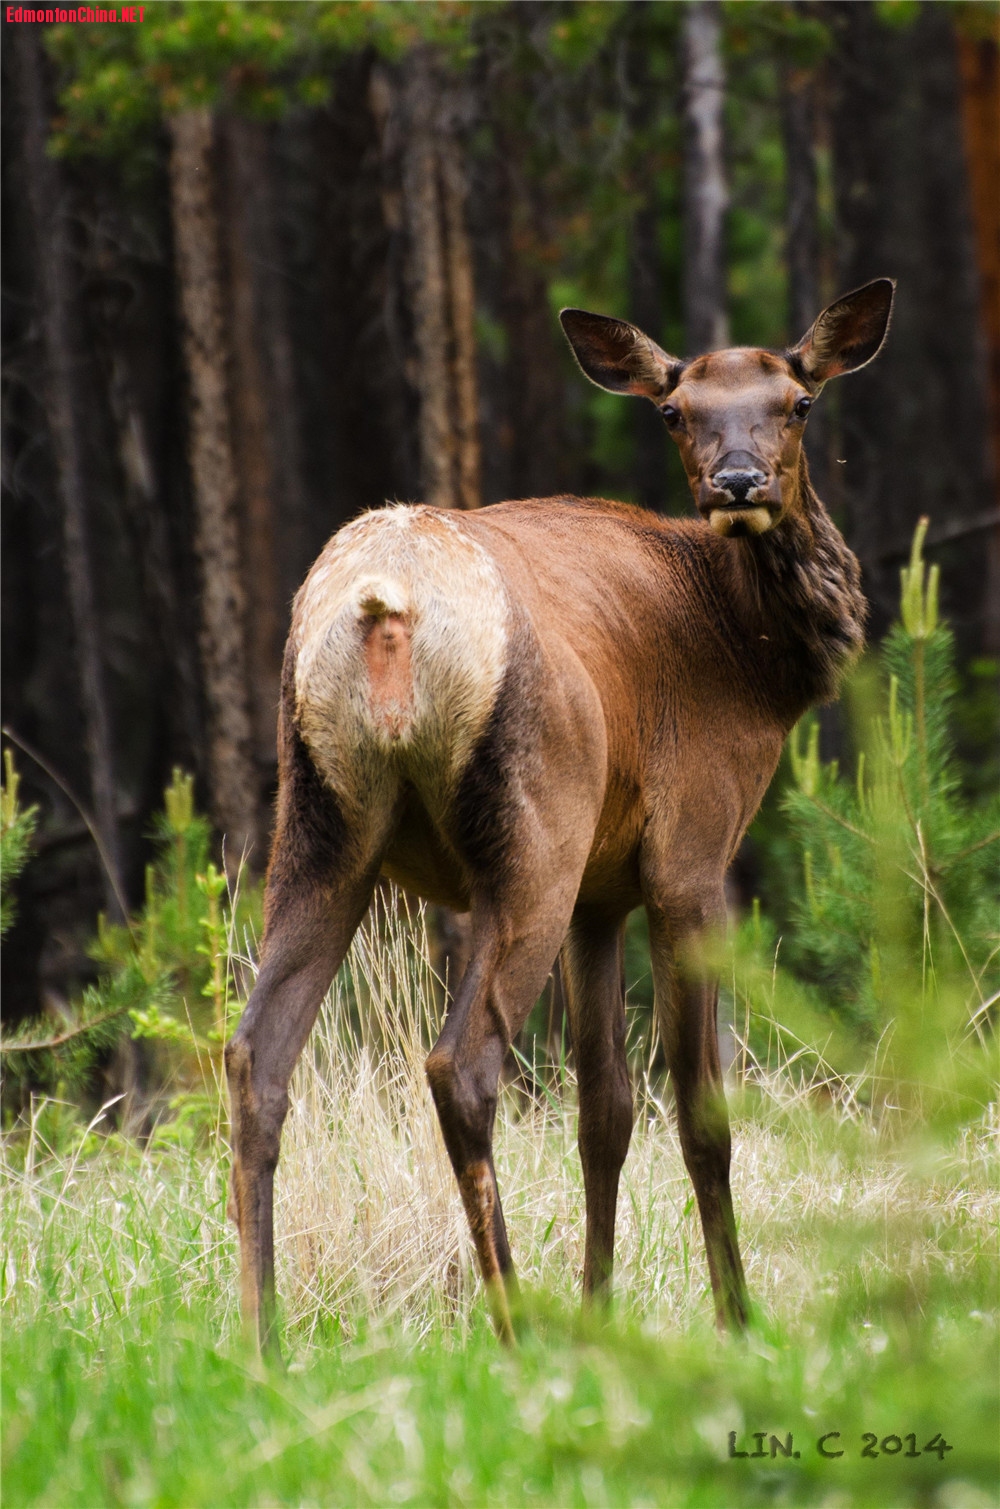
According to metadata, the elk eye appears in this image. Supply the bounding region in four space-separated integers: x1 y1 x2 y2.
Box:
660 404 682 429
793 396 812 419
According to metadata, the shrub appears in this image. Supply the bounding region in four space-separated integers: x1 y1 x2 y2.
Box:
728 521 999 1125
0 751 38 941
0 769 261 1132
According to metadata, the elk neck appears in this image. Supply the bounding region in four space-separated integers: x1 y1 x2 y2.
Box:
715 454 867 720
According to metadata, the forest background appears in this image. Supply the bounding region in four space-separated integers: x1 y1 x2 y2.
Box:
3 0 998 1043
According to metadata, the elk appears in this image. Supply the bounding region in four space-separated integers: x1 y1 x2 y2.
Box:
226 278 894 1355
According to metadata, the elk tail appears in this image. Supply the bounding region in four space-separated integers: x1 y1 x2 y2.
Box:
355 578 414 741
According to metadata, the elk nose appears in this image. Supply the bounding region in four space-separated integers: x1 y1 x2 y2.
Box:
711 465 768 503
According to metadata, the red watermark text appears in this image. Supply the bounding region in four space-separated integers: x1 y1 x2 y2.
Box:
5 6 145 21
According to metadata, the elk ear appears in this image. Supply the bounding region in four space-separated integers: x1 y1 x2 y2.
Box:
791 278 895 384
560 309 682 400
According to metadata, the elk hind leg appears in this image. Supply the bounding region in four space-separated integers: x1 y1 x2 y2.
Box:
562 909 633 1302
648 906 750 1332
226 839 379 1359
425 891 582 1341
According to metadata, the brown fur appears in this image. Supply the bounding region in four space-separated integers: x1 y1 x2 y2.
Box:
225 281 894 1354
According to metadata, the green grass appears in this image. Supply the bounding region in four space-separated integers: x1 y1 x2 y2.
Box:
3 899 997 1507
3 1104 997 1507
3 1284 997 1508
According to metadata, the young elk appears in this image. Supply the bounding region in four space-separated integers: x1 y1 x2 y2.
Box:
226 279 893 1354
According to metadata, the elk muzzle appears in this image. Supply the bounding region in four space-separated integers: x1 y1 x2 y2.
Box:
699 452 780 538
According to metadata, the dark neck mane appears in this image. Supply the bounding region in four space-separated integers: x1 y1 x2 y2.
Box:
725 465 867 715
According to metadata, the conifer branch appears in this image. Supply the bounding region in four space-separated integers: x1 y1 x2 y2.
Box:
0 1005 134 1055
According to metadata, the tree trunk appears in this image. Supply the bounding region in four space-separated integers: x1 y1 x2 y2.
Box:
239 123 311 615
396 47 482 510
13 28 126 920
440 134 482 513
681 0 729 353
95 282 203 776
828 2 994 649
781 47 831 502
222 116 285 782
489 143 576 502
955 24 1000 654
782 61 820 339
168 109 258 863
399 52 452 510
626 12 669 511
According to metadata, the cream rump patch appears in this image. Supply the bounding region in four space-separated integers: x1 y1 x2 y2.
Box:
292 506 509 814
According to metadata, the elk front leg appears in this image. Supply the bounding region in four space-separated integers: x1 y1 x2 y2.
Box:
561 910 633 1302
647 904 750 1332
226 867 375 1359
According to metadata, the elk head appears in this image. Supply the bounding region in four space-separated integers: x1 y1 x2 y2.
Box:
560 279 894 538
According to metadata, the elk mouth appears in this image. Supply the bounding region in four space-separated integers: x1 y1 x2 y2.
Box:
698 491 780 537
704 501 778 537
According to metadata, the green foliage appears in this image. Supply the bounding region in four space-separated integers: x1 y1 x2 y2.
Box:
732 522 999 1125
1 770 260 1115
0 961 167 1106
0 751 38 940
955 656 1000 800
48 2 314 155
0 758 133 1100
544 2 623 71
874 0 923 29
89 769 259 1120
724 1 832 70
46 0 477 159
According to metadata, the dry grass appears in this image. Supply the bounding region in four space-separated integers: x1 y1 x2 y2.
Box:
3 886 996 1357
269 890 997 1348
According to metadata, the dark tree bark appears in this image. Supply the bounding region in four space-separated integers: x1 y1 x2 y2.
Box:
385 47 482 511
235 123 312 618
89 241 203 781
369 51 482 513
782 62 820 339
828 3 994 648
955 23 1000 654
460 5 579 506
273 52 417 547
681 0 729 353
440 131 482 514
626 11 669 511
781 46 831 503
399 52 452 509
168 109 259 862
493 162 576 504
222 116 286 781
12 28 126 920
